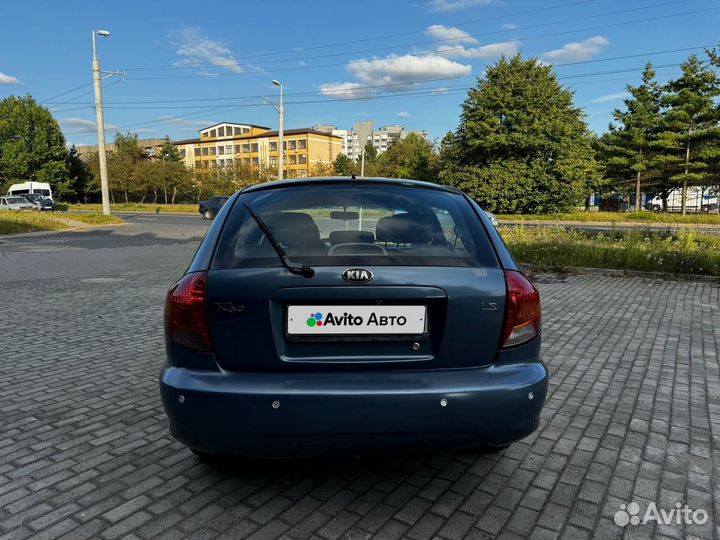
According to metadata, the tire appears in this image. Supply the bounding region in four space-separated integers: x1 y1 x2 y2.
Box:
701 205 710 214
203 209 214 220
651 205 662 213
190 448 222 461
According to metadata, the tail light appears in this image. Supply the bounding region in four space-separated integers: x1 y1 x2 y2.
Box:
501 270 541 348
164 271 213 352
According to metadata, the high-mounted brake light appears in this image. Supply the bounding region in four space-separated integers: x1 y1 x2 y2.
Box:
164 271 213 352
501 270 541 348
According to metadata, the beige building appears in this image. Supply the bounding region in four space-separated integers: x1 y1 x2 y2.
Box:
174 122 342 178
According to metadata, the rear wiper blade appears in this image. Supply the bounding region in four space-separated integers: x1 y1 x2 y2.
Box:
243 202 315 278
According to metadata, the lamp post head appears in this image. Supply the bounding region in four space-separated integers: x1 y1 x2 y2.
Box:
272 79 281 87
96 30 111 37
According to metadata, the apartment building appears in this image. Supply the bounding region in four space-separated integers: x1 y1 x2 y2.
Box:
314 124 429 160
173 122 342 178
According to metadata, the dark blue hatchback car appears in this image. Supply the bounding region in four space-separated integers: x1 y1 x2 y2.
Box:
161 177 548 458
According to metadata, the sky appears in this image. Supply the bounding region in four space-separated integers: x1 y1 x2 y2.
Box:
1 0 718 147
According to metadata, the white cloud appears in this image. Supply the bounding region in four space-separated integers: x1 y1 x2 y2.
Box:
591 91 630 104
427 0 498 12
319 82 373 100
170 27 243 73
347 54 471 89
432 87 449 94
437 40 520 59
0 72 19 84
425 25 478 45
541 35 609 62
396 111 411 118
59 117 120 133
501 23 518 30
158 116 213 129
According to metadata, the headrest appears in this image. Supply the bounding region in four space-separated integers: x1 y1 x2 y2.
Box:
375 213 432 244
329 230 375 246
265 212 320 242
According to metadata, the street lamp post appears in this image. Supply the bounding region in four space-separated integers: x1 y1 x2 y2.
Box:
272 80 284 181
92 29 112 215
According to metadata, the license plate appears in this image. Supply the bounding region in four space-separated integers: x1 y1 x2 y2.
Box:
287 305 426 335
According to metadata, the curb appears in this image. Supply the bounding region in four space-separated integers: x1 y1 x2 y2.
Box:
519 263 720 283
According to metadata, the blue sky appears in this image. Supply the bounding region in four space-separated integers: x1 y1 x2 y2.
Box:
1 0 718 147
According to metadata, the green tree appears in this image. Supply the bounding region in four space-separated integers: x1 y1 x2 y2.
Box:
656 54 720 214
333 153 356 176
359 141 378 176
158 136 181 162
439 55 601 213
377 133 439 182
597 63 664 211
0 95 70 195
65 144 91 201
108 132 147 202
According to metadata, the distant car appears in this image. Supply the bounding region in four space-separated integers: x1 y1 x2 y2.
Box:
24 194 55 211
484 210 499 227
0 196 35 211
161 177 547 459
199 196 229 219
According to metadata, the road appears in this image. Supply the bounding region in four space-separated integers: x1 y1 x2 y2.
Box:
0 215 718 540
0 213 209 283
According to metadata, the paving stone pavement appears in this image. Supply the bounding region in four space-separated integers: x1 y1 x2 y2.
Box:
1 266 719 540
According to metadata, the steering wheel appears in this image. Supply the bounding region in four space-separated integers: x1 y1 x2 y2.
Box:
328 243 387 255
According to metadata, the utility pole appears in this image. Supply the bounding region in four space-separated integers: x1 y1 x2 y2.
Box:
272 80 284 180
92 29 112 215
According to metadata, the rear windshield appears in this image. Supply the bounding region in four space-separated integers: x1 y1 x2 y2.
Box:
213 184 498 269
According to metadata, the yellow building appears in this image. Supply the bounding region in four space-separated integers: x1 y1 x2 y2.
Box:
174 122 342 178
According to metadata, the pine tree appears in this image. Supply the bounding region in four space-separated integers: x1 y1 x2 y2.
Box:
439 55 601 213
598 63 663 211
657 54 720 214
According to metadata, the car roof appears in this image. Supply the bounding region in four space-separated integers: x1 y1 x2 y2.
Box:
241 177 463 195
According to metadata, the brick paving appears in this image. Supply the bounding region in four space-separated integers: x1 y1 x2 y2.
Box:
1 265 718 539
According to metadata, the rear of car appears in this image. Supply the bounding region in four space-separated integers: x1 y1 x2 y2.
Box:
161 178 547 457
199 196 229 219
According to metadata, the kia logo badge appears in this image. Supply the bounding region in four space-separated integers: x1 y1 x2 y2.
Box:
342 268 373 283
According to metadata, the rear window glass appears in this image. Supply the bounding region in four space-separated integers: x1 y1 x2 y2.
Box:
213 184 498 269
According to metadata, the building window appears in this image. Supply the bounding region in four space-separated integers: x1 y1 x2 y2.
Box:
251 143 258 152
242 143 249 153
234 127 242 135
288 140 296 150
218 126 225 137
225 145 232 154
243 158 250 165
210 147 216 155
298 139 306 149
179 149 186 158
234 145 241 154
299 170 307 178
195 160 201 168
269 141 277 151
210 129 216 137
299 154 307 164
218 146 224 155
194 148 201 156
203 161 209 168
251 157 259 166
288 170 297 178
289 155 297 164
202 147 209 156
270 157 277 166
243 127 250 133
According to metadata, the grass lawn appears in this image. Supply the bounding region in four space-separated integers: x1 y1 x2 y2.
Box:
497 211 720 225
67 203 198 214
0 212 123 235
501 226 720 276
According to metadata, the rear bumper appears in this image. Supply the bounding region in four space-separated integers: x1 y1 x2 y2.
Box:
160 361 548 457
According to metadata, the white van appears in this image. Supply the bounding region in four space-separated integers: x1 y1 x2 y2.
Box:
6 182 53 201
646 187 718 213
